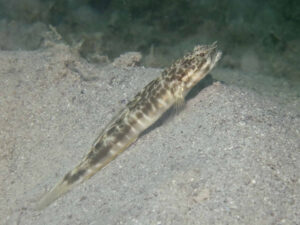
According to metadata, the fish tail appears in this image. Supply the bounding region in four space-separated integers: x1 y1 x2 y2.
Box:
34 152 103 210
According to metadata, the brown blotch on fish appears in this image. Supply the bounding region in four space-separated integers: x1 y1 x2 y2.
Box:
89 144 112 165
65 169 86 184
159 88 166 97
183 58 192 67
94 140 104 149
150 96 159 107
128 116 138 127
142 102 152 114
106 127 117 136
122 125 131 134
114 125 131 141
135 112 143 119
165 76 172 82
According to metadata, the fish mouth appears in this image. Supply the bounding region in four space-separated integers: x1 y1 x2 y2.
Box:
203 44 222 73
192 42 222 70
205 42 222 64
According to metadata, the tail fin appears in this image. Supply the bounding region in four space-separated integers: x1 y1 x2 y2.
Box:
34 156 96 210
34 177 74 210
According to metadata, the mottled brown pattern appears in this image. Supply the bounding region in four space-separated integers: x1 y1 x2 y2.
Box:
35 42 221 210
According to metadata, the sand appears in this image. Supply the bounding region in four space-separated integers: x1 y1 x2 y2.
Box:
1 43 299 225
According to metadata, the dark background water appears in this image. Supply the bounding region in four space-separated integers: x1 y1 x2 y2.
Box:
0 0 299 83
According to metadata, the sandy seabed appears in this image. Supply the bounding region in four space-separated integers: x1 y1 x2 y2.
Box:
0 43 299 225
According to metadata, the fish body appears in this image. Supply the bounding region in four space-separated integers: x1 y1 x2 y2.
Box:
35 42 221 210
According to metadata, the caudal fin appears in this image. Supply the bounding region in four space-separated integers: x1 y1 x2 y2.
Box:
34 178 74 210
34 157 94 210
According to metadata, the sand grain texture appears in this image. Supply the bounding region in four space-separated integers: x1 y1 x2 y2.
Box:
0 44 299 225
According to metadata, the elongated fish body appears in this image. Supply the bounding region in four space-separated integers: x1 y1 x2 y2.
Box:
35 42 221 210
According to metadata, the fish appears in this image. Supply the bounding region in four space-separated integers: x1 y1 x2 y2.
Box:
34 42 222 210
